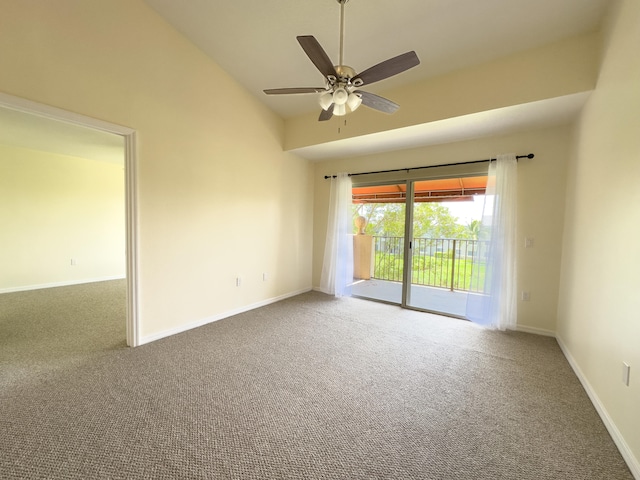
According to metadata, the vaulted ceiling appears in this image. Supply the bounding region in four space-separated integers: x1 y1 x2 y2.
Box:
145 0 608 118
143 0 610 160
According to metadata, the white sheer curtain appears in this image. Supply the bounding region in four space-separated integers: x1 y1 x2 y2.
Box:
319 173 354 297
466 154 518 330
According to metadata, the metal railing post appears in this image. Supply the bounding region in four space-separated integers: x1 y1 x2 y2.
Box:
450 239 457 291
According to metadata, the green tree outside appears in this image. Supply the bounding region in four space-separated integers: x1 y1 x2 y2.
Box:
352 202 475 240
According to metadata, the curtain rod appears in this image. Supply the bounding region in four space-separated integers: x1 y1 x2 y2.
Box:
323 153 534 179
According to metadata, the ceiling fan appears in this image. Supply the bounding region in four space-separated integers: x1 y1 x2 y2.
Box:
263 0 420 121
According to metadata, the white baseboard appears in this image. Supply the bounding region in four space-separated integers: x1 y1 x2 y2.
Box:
0 275 126 294
515 324 556 337
138 287 313 346
556 335 640 479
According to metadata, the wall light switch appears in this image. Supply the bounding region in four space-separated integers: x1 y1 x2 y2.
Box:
525 237 534 248
521 291 531 301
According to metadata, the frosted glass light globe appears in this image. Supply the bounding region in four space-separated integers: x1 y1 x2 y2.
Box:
333 87 349 106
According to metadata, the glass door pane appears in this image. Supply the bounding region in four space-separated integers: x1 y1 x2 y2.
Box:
350 182 406 305
406 179 486 317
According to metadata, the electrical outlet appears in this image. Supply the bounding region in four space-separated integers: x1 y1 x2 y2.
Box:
521 291 530 301
525 237 534 248
262 272 268 282
623 362 631 386
236 276 242 287
70 258 77 266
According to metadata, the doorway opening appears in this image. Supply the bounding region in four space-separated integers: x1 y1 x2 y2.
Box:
350 176 487 318
0 92 139 346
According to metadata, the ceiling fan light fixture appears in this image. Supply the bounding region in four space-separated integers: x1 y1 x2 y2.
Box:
263 0 420 122
319 91 333 110
333 103 347 116
333 87 349 105
347 92 362 111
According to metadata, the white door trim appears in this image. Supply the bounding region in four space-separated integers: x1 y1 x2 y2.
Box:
0 91 141 347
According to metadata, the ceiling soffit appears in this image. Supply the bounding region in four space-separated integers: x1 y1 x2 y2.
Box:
283 33 599 155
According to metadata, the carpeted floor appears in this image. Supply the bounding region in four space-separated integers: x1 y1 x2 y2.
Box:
0 280 633 479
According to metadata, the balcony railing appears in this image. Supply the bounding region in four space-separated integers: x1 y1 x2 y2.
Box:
372 237 488 293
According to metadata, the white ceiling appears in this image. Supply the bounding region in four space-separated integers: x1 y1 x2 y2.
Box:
0 106 124 165
145 0 610 119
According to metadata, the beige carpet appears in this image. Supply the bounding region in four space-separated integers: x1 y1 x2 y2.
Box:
0 280 633 479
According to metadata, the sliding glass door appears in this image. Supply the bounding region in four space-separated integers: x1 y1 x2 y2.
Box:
349 175 487 318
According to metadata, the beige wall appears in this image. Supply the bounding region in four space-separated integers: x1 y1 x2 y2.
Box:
313 126 571 334
0 0 314 341
557 0 640 472
0 144 125 291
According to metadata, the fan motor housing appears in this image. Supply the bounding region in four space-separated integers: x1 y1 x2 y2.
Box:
335 65 362 87
335 65 356 79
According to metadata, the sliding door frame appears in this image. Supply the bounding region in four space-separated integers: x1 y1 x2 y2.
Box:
401 180 414 308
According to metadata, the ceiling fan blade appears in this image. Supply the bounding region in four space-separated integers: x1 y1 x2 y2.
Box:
354 51 420 86
297 35 338 79
319 104 334 121
355 91 399 114
264 87 327 95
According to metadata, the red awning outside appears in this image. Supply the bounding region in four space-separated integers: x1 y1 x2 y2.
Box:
352 176 488 204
